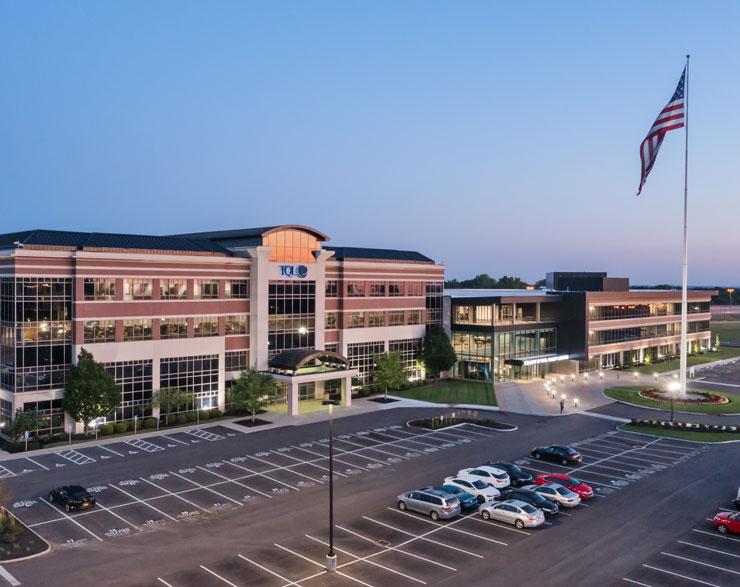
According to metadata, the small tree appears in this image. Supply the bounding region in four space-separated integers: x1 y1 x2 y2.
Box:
228 369 276 423
63 349 121 436
373 352 407 401
421 325 457 379
6 409 47 441
149 387 190 425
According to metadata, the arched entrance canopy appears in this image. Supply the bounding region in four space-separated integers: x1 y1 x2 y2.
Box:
268 349 349 375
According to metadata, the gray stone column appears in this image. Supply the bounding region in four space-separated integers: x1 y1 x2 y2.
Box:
342 376 352 407
246 246 272 371
289 380 299 416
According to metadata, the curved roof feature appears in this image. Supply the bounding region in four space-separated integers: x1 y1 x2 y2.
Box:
170 225 330 243
268 348 349 372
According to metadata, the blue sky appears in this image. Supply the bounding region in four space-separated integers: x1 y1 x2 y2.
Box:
1 1 738 285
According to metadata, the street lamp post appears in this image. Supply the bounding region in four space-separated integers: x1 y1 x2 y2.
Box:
322 399 340 572
668 381 681 422
728 288 735 319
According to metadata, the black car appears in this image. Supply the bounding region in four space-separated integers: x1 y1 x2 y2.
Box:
48 485 96 512
488 462 533 487
531 445 582 465
500 488 559 515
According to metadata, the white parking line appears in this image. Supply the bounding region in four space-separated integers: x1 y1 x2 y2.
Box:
642 564 720 586
196 465 273 499
271 449 346 475
126 438 165 453
157 579 174 587
463 513 531 535
0 466 14 479
274 543 376 587
288 445 352 475
661 551 740 575
25 457 49 470
248 455 324 483
678 540 740 558
224 460 298 491
334 437 410 460
580 446 680 463
520 463 623 487
363 430 453 449
692 528 740 543
100 445 126 457
336 524 457 571
388 508 509 546
0 567 20 587
305 535 427 585
57 450 96 465
39 497 103 541
139 476 208 511
622 578 653 586
94 501 141 530
168 470 243 506
238 554 302 586
161 434 189 445
362 516 486 557
187 429 224 442
109 483 180 522
200 565 238 586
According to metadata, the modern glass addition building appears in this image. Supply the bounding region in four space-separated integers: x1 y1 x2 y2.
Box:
447 272 714 382
0 226 444 433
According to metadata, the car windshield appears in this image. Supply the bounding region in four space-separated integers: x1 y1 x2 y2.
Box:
564 447 578 455
521 504 538 514
555 486 573 496
71 490 89 498
529 493 545 503
472 480 488 489
442 486 462 496
508 465 522 474
567 477 582 486
493 472 508 480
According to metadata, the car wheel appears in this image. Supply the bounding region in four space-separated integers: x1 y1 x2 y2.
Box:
534 453 542 460
65 503 71 513
561 458 568 465
718 524 729 534
482 510 491 520
515 519 525 529
398 501 407 511
430 511 440 521
477 495 485 504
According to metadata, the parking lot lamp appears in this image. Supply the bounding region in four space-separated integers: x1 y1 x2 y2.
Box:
574 397 579 408
668 382 681 422
599 371 604 380
322 399 340 571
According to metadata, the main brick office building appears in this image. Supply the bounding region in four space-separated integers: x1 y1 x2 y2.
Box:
0 226 444 434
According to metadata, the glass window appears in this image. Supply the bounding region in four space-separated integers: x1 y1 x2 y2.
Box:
194 280 219 299
325 280 338 297
160 317 188 339
123 279 153 300
225 350 248 372
83 278 115 301
103 359 153 421
368 282 386 297
265 229 321 263
346 341 385 386
407 310 423 325
225 315 248 335
83 320 115 343
347 312 365 328
407 282 423 296
388 310 404 326
194 316 219 337
268 280 316 358
160 279 187 300
388 282 404 296
123 319 153 341
325 312 338 330
225 280 248 299
368 311 385 327
347 281 365 297
426 282 443 324
389 338 422 379
159 354 219 413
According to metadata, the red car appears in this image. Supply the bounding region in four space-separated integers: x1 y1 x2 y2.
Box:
535 473 594 500
713 511 740 534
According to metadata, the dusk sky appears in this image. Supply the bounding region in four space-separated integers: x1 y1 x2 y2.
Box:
1 1 738 286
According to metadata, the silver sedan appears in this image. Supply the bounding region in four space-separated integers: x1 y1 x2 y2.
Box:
522 483 581 508
478 499 545 529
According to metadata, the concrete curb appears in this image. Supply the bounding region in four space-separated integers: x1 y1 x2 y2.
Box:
616 424 740 444
580 411 631 423
0 511 51 563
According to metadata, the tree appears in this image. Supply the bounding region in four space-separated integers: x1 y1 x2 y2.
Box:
228 369 277 423
6 409 47 441
149 387 190 425
63 348 121 436
373 352 407 401
421 325 457 379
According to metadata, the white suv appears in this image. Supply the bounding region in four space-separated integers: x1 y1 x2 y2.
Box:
459 466 511 489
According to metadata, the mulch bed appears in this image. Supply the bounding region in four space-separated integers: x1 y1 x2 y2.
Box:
0 514 48 561
409 415 515 431
369 397 400 404
232 418 272 428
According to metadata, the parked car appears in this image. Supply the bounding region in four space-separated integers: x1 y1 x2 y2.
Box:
439 485 479 509
48 486 96 512
500 488 559 515
714 511 740 534
487 461 534 487
535 473 594 500
522 483 581 508
444 475 500 503
531 445 582 465
478 499 545 529
458 466 510 489
397 488 461 520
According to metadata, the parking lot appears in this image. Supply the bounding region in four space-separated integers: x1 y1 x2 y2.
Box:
152 429 713 587
694 357 740 391
10 422 495 549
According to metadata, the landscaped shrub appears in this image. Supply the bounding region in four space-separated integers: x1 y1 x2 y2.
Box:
176 413 188 425
143 418 157 429
127 421 138 431
199 410 210 421
209 409 222 418
186 412 197 422
630 417 739 433
638 388 728 405
114 422 127 434
99 424 115 436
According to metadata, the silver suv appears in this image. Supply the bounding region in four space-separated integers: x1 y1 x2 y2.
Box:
397 488 461 520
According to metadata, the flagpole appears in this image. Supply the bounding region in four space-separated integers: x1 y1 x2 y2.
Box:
679 54 690 397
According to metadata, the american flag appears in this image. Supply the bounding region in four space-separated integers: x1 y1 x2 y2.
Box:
637 68 686 195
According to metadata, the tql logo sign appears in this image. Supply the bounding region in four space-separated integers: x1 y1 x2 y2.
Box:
279 264 308 279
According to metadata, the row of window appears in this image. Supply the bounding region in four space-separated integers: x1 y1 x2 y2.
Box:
588 320 711 346
589 302 711 321
326 280 432 298
83 278 248 301
325 310 424 329
82 315 250 343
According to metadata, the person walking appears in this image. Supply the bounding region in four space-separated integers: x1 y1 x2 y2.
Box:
559 399 565 414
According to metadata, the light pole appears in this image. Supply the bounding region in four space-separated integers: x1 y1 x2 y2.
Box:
322 399 339 571
668 381 681 422
728 288 735 318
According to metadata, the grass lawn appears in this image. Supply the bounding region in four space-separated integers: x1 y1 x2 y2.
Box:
619 423 740 443
712 320 740 343
390 380 497 407
625 347 740 374
604 386 740 415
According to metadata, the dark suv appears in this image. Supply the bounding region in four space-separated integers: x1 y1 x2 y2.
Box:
531 445 582 465
49 486 96 512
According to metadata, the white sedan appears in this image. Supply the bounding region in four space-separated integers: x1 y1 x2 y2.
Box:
444 475 500 503
522 483 581 508
458 466 510 489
